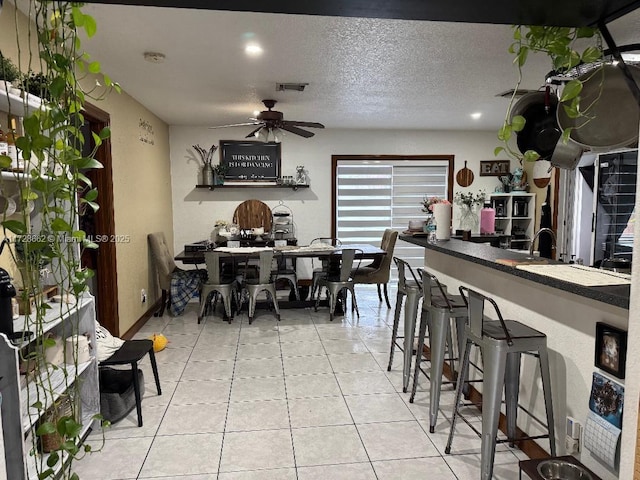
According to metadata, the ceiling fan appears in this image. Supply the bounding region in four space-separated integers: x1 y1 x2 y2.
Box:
209 99 324 141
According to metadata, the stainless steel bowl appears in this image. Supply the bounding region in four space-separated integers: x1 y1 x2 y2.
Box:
537 459 593 480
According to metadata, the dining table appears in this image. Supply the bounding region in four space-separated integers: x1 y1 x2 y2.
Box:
174 242 386 311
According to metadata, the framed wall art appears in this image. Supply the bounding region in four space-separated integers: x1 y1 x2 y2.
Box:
595 322 627 379
219 140 281 182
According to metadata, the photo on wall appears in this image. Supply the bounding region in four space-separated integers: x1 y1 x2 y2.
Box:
594 322 627 379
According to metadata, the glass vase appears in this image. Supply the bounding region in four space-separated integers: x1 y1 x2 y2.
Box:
458 204 479 233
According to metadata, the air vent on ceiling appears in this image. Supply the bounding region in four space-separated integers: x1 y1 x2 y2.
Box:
276 82 309 92
496 88 539 98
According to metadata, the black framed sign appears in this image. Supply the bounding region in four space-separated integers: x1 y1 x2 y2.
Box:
595 322 627 379
219 140 281 181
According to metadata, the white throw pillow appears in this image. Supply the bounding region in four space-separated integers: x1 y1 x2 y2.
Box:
95 324 125 362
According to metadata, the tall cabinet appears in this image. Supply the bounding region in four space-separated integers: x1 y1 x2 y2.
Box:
0 88 99 479
489 192 536 250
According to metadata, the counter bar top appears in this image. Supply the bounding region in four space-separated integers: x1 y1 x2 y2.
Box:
400 235 630 309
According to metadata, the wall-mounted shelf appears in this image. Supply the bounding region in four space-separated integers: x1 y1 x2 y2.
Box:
0 88 43 117
195 184 310 191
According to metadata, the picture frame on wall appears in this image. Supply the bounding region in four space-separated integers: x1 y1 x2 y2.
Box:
219 140 281 182
595 322 627 379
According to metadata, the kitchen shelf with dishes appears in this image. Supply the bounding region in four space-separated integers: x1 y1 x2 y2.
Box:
489 192 536 250
196 183 309 191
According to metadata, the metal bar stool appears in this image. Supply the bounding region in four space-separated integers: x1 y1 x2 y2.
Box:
446 287 556 480
409 269 467 433
388 258 423 392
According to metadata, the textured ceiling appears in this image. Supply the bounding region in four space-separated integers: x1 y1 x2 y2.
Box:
77 4 640 131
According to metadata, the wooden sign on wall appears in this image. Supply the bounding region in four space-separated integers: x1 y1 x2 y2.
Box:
220 140 281 181
479 160 510 176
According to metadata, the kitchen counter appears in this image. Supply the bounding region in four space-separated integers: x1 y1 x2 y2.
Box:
401 234 629 479
400 235 630 309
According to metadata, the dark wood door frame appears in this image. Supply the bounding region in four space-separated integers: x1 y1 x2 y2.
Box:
82 102 119 335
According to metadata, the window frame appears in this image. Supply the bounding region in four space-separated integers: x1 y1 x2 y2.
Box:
330 155 455 239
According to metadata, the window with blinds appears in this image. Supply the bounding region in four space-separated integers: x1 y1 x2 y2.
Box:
334 157 452 275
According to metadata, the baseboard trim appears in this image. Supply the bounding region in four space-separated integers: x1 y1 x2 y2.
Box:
122 299 162 340
421 345 551 460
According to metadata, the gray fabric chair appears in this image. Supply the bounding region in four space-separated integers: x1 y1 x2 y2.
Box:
243 250 281 324
352 229 398 308
148 232 181 317
314 248 361 322
199 251 239 324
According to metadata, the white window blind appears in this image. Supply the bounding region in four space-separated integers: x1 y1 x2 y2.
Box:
336 159 450 274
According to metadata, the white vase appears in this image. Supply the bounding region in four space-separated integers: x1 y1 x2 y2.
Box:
433 203 451 240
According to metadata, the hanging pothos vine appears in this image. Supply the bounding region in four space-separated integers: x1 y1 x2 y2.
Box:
495 25 605 163
0 1 120 478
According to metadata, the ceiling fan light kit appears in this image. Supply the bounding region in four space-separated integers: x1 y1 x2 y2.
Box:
209 99 324 140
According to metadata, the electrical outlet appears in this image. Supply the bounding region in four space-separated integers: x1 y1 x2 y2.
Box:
565 435 580 454
141 289 147 303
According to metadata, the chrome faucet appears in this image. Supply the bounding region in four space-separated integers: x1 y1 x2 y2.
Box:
529 228 556 257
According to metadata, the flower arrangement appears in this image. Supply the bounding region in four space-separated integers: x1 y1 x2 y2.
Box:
421 196 451 214
454 191 486 209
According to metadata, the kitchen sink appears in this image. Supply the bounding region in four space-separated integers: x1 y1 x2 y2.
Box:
537 459 593 480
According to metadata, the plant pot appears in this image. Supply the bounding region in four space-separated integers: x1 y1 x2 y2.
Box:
202 165 214 186
214 173 225 186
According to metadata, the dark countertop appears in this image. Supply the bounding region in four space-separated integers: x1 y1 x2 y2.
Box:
400 235 630 310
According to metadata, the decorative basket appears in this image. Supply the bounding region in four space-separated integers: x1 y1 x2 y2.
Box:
40 393 77 453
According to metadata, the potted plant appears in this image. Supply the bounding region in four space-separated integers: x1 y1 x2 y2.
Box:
0 51 20 92
214 163 228 185
0 3 120 479
495 26 604 164
19 70 51 102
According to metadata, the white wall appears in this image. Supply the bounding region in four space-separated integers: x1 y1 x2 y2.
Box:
170 126 507 255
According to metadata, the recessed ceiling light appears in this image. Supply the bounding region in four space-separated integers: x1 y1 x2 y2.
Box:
470 112 482 120
245 44 263 56
143 51 166 64
253 110 260 117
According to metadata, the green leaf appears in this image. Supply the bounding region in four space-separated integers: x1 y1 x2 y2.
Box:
497 124 512 142
46 451 59 467
71 473 80 480
0 155 11 169
51 218 72 232
72 6 85 27
36 422 57 436
43 337 57 348
511 115 526 132
38 468 55 479
84 14 98 37
49 76 67 98
523 150 541 162
88 61 101 74
516 46 528 67
72 230 87 241
31 400 43 410
560 80 583 102
99 126 111 139
563 100 581 119
494 146 505 156
576 27 596 38
92 131 103 148
80 199 100 212
82 239 99 249
582 46 602 63
84 444 92 452
2 220 27 235
84 188 99 202
561 128 573 142
76 157 104 170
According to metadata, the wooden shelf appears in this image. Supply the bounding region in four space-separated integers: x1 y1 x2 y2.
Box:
195 184 310 191
0 88 43 117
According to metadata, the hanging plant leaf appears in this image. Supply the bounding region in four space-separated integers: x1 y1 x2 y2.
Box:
560 80 583 102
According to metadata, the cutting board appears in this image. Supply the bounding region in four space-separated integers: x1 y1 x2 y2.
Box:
456 161 474 187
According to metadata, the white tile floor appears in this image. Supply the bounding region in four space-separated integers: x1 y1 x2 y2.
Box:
75 286 528 479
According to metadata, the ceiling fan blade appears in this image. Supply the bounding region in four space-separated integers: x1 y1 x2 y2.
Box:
282 120 325 129
208 122 259 129
245 126 264 138
280 124 315 138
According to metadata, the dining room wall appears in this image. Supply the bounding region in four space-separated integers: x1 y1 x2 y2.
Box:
170 125 515 277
